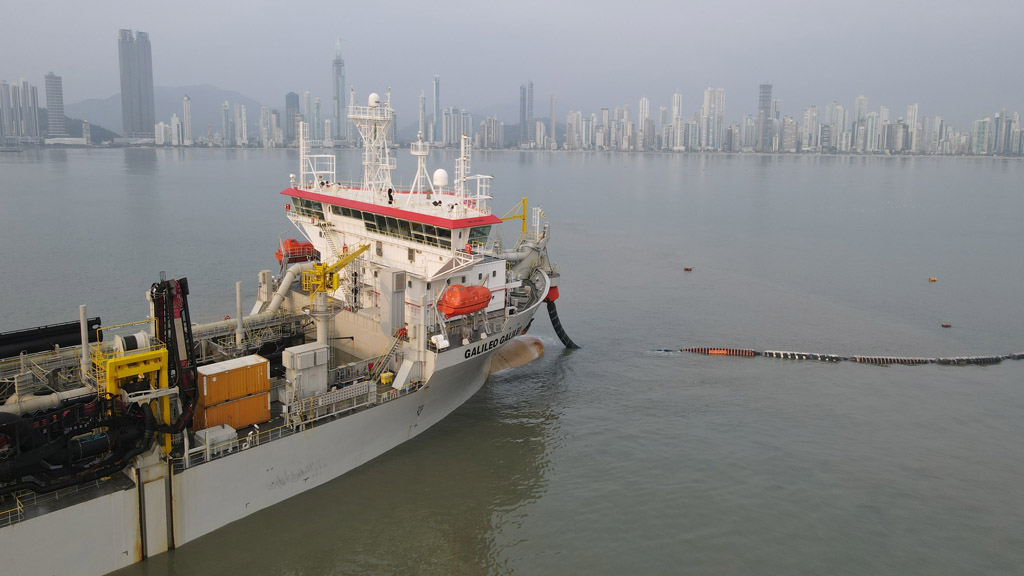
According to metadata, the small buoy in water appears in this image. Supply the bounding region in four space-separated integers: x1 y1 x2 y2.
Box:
942 323 952 328
929 277 937 283
684 267 693 272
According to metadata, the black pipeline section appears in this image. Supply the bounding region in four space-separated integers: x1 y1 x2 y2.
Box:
676 346 1024 367
547 301 581 349
0 276 198 496
0 317 102 358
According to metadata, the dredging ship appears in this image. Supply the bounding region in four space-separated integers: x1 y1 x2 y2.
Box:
0 91 577 576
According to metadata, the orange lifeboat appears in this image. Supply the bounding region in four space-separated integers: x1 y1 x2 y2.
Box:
438 285 491 317
275 239 317 264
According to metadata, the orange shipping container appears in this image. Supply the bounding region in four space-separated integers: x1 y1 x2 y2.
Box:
194 392 270 431
196 355 270 406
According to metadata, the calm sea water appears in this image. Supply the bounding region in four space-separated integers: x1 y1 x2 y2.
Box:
3 149 1024 575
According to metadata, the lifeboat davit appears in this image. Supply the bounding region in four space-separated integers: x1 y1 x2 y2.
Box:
438 285 491 317
275 239 317 264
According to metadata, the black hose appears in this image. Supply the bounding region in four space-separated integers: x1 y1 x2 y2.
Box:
546 300 580 349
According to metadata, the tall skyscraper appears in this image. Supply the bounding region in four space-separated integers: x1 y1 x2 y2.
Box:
519 84 528 145
433 74 441 144
0 81 11 143
701 88 726 149
118 29 155 139
21 79 40 140
757 83 772 151
906 103 919 152
285 92 299 143
528 81 534 145
418 90 426 137
170 113 182 146
1 79 40 143
222 101 233 146
854 95 868 123
332 39 345 141
44 72 67 137
313 97 321 141
550 95 556 150
303 91 312 131
182 94 192 146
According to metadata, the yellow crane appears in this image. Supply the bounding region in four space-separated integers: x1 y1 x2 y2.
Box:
301 243 371 300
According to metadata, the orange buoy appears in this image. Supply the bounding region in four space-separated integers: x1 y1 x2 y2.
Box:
929 277 938 283
684 267 693 272
437 285 491 317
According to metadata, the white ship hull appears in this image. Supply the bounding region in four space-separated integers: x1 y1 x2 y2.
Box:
0 303 542 576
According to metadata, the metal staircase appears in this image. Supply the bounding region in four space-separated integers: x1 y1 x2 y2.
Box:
370 328 407 383
317 221 344 261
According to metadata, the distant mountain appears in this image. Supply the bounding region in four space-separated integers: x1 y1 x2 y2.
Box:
37 108 119 143
66 85 266 138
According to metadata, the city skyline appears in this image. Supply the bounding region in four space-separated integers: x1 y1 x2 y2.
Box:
2 18 1023 155
1 1 1021 130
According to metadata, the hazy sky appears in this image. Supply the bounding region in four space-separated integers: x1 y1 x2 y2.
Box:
2 0 1021 128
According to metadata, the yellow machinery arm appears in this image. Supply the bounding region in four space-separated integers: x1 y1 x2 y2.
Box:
500 197 528 236
301 243 370 297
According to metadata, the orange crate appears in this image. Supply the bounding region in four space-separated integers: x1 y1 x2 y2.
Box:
197 355 270 406
194 392 270 431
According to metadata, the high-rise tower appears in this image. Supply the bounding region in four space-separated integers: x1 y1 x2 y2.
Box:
285 92 299 143
418 90 426 137
519 84 527 146
182 94 192 146
528 80 535 145
433 75 441 144
118 29 155 139
44 72 67 137
332 39 345 141
757 83 772 151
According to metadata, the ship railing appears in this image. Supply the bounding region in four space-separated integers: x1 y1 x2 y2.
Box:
174 422 297 472
286 381 374 430
0 347 82 382
376 380 423 404
348 104 391 121
0 495 23 528
0 479 111 529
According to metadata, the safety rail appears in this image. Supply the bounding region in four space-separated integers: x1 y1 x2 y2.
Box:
176 422 295 472
0 496 23 528
0 347 82 381
377 382 421 404
0 479 115 529
287 382 372 429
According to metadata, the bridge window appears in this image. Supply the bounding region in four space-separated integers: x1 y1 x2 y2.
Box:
468 226 491 246
291 197 324 219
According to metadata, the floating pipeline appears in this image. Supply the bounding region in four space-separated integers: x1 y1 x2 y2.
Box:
681 347 758 357
763 350 844 362
673 347 1024 367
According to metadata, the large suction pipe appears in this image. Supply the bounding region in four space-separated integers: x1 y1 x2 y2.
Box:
0 386 94 415
265 261 314 314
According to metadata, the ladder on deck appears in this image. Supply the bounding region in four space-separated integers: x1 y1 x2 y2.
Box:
370 328 407 383
317 221 344 261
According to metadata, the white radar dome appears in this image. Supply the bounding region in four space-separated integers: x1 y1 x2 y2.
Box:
432 169 449 188
368 93 381 107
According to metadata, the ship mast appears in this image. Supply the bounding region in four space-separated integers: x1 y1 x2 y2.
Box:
349 89 395 201
407 131 435 204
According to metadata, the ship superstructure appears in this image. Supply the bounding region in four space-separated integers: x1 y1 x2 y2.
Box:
0 90 576 576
